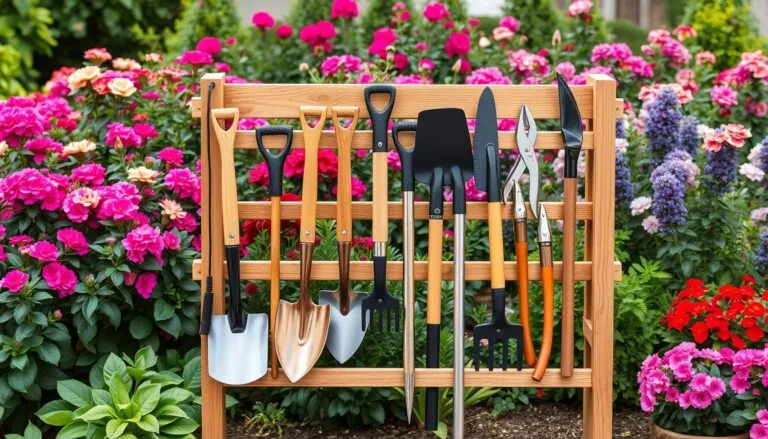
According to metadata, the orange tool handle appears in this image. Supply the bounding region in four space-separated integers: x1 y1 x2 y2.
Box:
532 244 554 382
515 233 536 367
426 219 443 325
561 178 577 377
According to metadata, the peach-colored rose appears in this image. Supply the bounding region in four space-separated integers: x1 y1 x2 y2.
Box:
107 78 137 97
67 66 102 89
145 53 164 63
72 187 101 208
723 123 751 148
0 141 8 156
160 199 186 220
112 58 141 71
492 26 514 41
127 166 160 184
84 48 112 63
703 130 728 152
62 140 97 157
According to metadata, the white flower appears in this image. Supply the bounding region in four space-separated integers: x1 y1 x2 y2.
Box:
748 144 763 167
630 196 652 216
751 207 768 224
697 124 714 139
615 138 628 155
478 37 491 48
127 166 160 184
642 215 660 234
0 141 8 156
739 163 764 182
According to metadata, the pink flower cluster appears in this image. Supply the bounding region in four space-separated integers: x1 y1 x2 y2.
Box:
321 54 362 77
300 20 337 54
423 1 450 22
122 224 165 266
642 29 691 66
591 43 632 64
0 168 68 211
331 0 358 20
465 67 511 85
703 123 752 152
105 122 158 149
0 94 74 146
567 0 593 17
507 49 550 79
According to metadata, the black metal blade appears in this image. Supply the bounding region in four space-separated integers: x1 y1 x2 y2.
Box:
473 87 499 192
557 74 584 179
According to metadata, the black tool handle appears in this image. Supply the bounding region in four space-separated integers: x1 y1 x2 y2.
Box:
225 245 246 332
372 255 387 300
428 167 444 220
199 277 214 335
364 85 396 152
256 125 293 196
425 324 440 431
392 121 417 192
485 146 501 203
490 288 507 323
450 166 466 215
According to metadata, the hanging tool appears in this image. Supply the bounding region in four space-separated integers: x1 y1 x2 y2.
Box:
255 125 293 379
199 83 215 338
502 105 555 382
361 85 400 332
557 73 583 378
472 88 523 372
392 121 417 423
207 108 268 385
274 106 331 383
320 106 369 364
413 108 473 431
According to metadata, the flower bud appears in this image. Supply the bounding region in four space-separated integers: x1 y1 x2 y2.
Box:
0 141 8 156
53 309 63 320
478 36 491 48
452 59 462 73
106 237 116 245
552 30 562 48
299 63 309 72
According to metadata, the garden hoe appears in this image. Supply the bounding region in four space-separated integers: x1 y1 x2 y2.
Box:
412 108 473 432
361 85 400 332
557 73 583 378
472 88 524 372
208 108 268 385
275 106 331 383
319 106 369 364
392 121 417 423
255 125 294 379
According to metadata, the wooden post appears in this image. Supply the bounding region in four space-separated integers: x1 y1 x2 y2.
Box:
583 74 616 439
200 72 226 439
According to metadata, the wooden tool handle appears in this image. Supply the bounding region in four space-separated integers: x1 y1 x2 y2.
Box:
332 106 358 242
487 202 505 289
515 239 536 367
561 178 576 377
211 108 240 246
532 244 554 382
372 152 388 244
270 196 280 379
298 106 326 243
426 219 443 325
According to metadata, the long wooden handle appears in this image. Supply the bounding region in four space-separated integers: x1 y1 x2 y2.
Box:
211 108 240 246
332 106 358 242
515 238 536 367
487 202 504 289
372 152 388 244
532 245 554 382
561 178 576 377
298 106 326 243
270 196 280 379
426 219 443 325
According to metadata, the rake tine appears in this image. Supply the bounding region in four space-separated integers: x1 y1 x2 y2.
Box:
378 309 384 332
487 340 495 371
502 340 509 371
394 308 400 331
473 339 481 371
516 339 524 371
386 309 392 332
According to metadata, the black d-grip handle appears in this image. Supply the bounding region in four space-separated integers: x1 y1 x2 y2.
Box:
364 85 396 152
255 125 293 196
392 122 417 192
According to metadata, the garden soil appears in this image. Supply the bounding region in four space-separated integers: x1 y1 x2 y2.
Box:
229 403 650 438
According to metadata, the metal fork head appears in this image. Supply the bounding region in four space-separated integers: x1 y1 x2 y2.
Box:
472 320 524 371
361 293 400 333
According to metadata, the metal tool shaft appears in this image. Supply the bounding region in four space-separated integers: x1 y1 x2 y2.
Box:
453 213 465 439
403 191 415 423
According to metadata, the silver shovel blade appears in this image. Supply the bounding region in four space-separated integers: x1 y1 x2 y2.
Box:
208 313 268 385
319 290 368 364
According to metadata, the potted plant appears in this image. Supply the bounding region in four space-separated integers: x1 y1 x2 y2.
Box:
639 342 768 438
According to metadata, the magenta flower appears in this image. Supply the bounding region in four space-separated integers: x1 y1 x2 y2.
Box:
252 11 275 30
445 32 470 57
135 272 157 299
25 137 63 164
42 262 77 298
122 224 165 265
368 27 397 58
57 228 89 256
157 147 184 166
63 187 100 223
196 37 222 55
0 270 29 293
751 424 768 439
423 1 450 22
711 85 738 108
465 67 511 85
499 16 519 32
36 96 72 120
162 231 180 250
133 123 159 140
164 168 201 203
97 182 141 221
555 62 576 80
275 24 293 39
0 106 47 146
71 163 106 186
331 0 358 19
175 50 213 66
29 240 59 262
105 122 142 148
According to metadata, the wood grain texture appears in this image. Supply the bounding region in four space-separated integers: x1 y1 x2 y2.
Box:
192 260 623 281
427 219 443 325
331 106 357 242
583 74 617 439
187 83 626 119
211 108 240 247
298 106 326 243
237 201 594 221
488 202 505 289
228 368 593 388
561 178 577 378
372 152 388 243
199 73 226 439
229 130 596 151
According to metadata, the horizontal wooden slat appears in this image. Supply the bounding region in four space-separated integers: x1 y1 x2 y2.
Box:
192 260 622 281
190 83 624 119
233 130 595 151
237 201 593 221
227 367 591 388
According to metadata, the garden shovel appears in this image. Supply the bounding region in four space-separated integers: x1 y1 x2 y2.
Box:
319 106 369 364
392 121 417 423
274 106 331 383
255 125 294 379
208 108 268 385
412 108 473 432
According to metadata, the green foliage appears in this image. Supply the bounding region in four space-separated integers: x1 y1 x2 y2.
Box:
0 0 56 97
243 402 289 436
361 0 414 35
501 0 562 50
665 0 688 27
289 0 333 26
168 0 242 55
442 0 467 23
607 19 647 53
563 1 611 69
36 347 199 438
686 0 762 69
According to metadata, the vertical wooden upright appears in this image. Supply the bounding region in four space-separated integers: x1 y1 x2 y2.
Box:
583 74 616 439
200 72 226 439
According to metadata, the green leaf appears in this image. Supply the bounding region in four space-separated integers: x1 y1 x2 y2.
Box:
726 410 749 427
135 346 157 369
14 323 35 340
155 405 188 421
11 354 29 370
108 375 130 409
83 296 98 321
154 299 175 321
55 421 88 439
159 387 193 406
129 316 153 340
100 302 121 328
9 361 38 393
23 422 42 439
105 419 128 439
36 399 75 426
102 354 130 386
133 383 161 416
57 380 92 407
156 314 181 338
182 356 201 390
78 405 116 422
37 342 61 365
136 414 160 433
92 389 112 406
163 418 199 435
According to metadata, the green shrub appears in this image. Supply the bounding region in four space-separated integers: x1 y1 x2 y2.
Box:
501 0 562 50
168 0 242 54
0 0 56 97
361 0 415 35
608 19 647 53
686 0 762 69
289 0 334 26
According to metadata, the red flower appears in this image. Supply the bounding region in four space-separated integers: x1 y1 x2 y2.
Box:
690 321 709 344
444 32 470 57
745 301 765 317
741 317 757 328
743 274 757 285
745 326 764 342
731 334 746 350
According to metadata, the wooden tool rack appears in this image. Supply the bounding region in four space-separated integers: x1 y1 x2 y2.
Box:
193 72 622 438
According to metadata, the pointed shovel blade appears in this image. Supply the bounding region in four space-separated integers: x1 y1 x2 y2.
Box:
319 290 369 364
208 313 268 385
274 299 330 383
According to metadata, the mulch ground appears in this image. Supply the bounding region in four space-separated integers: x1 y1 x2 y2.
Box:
228 403 651 438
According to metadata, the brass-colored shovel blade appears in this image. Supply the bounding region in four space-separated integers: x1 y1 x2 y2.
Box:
208 313 268 385
274 299 330 383
319 289 368 364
